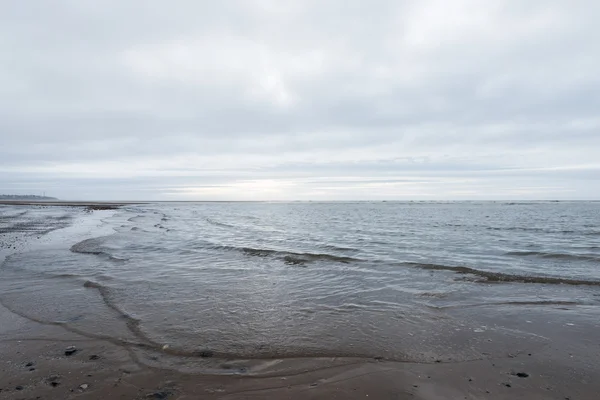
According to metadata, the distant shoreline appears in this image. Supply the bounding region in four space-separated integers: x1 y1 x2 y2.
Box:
0 200 144 210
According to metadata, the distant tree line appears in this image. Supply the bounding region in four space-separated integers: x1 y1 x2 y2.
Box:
0 194 58 200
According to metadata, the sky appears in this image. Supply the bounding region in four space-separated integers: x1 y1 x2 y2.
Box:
1 1 599 201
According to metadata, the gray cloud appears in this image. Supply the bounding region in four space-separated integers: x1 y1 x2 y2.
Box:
1 0 599 200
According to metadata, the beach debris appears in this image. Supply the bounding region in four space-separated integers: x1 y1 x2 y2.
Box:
25 361 34 367
162 344 169 350
146 390 172 399
79 383 89 391
47 375 61 387
503 383 512 388
89 354 100 360
512 372 529 378
15 386 24 391
65 346 78 356
195 349 214 358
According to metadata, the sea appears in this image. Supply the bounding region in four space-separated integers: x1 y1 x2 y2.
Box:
1 201 599 374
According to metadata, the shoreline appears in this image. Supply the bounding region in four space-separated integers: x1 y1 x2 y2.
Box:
1 204 599 398
0 200 143 210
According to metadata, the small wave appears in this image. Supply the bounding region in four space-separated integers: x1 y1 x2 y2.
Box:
407 263 600 286
486 226 582 235
430 300 582 310
70 237 128 262
506 251 600 262
320 244 360 253
215 245 361 265
82 280 159 347
51 273 80 279
70 237 108 255
0 210 28 220
205 217 235 229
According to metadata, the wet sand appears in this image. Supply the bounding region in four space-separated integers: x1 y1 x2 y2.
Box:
2 299 599 399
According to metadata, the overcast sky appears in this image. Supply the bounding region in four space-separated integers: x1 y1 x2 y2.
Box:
1 1 599 200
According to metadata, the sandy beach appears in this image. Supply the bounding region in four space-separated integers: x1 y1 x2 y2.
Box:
2 297 599 399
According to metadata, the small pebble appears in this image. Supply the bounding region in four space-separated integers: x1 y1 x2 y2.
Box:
65 346 78 356
15 386 24 391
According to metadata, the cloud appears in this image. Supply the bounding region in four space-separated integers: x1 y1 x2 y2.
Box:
1 0 599 200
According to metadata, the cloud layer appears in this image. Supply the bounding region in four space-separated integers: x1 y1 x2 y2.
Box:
2 1 599 200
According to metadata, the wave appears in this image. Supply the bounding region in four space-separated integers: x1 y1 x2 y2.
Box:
213 244 362 265
407 263 600 286
320 244 360 253
505 251 600 262
430 300 582 310
442 223 589 236
205 217 235 229
0 210 28 220
70 237 128 262
82 280 159 349
70 237 108 255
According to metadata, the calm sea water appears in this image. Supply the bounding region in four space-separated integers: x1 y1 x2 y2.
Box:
1 201 599 373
